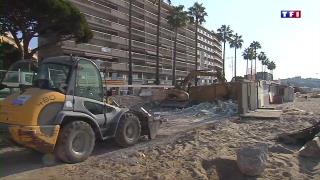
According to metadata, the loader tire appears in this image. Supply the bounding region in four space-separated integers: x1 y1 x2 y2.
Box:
115 112 141 147
55 121 95 163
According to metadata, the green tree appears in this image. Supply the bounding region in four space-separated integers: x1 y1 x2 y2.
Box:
154 0 171 85
0 0 93 59
167 5 189 86
229 33 243 78
217 25 233 78
249 41 261 77
0 42 21 70
188 2 207 86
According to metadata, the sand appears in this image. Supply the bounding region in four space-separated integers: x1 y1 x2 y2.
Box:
1 97 319 180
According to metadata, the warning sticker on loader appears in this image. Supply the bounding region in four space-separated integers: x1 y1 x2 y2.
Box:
12 95 31 106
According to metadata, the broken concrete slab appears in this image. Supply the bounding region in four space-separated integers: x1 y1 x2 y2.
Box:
258 107 276 110
299 136 320 158
240 109 282 120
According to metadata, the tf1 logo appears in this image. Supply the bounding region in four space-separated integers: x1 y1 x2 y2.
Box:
281 10 301 18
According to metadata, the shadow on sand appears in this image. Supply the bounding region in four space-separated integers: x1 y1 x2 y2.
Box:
0 139 122 178
202 157 257 180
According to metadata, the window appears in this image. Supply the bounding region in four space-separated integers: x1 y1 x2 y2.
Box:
75 60 103 101
35 63 71 93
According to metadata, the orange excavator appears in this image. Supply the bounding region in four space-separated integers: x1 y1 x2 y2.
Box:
165 70 226 102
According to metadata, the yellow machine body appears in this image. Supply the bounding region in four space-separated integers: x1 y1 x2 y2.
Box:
0 88 65 153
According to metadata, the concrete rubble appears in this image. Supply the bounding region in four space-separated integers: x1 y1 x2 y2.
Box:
236 143 268 176
154 100 238 119
299 135 320 158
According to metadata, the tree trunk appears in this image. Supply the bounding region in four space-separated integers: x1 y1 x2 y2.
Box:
194 21 199 86
246 59 248 79
23 39 30 59
222 41 226 78
172 29 178 86
9 30 24 59
262 62 264 80
155 0 161 85
255 58 257 80
250 59 253 80
254 48 257 80
234 47 237 78
128 0 133 87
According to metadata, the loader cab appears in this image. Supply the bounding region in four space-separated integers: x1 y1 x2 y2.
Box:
34 56 107 102
34 56 117 125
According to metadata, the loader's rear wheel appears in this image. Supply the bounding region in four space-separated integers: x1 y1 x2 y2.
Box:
55 121 95 163
115 112 141 147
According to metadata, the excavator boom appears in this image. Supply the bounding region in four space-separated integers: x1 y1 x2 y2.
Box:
179 70 225 90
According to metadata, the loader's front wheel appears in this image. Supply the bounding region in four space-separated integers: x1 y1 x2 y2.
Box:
55 121 95 163
115 112 141 147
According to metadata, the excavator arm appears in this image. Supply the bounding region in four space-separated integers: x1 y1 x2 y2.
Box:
166 70 226 102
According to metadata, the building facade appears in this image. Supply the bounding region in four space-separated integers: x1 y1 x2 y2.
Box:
197 26 223 85
39 0 222 85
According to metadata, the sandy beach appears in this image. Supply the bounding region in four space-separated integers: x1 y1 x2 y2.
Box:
1 97 319 180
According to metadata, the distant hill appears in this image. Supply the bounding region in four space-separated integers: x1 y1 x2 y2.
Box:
280 76 320 88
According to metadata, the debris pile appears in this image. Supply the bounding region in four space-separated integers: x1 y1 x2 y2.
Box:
278 120 320 158
282 108 309 115
154 100 238 119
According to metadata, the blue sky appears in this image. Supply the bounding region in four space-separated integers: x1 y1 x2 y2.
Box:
171 0 320 80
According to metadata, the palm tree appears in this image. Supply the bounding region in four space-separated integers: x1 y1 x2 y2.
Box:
217 25 233 78
242 47 254 79
229 33 243 78
249 41 261 78
258 51 266 79
154 0 171 85
242 48 249 77
128 0 133 86
167 5 189 86
263 58 270 73
267 61 276 74
188 2 207 86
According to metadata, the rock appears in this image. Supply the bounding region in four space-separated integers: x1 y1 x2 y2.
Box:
236 144 268 176
299 137 320 158
269 145 294 154
277 134 298 144
132 151 146 158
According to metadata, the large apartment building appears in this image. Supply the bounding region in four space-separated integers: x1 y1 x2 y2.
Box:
39 0 222 85
197 26 223 85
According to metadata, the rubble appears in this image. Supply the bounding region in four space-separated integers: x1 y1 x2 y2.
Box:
236 143 268 176
299 136 320 158
278 121 320 145
160 100 238 118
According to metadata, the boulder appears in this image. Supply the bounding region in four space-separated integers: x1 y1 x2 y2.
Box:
236 144 268 176
299 136 320 158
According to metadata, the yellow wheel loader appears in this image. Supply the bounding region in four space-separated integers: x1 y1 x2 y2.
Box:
0 56 161 163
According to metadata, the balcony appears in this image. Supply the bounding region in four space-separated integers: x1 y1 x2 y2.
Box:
73 0 112 13
62 40 128 58
73 0 129 22
92 30 129 46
